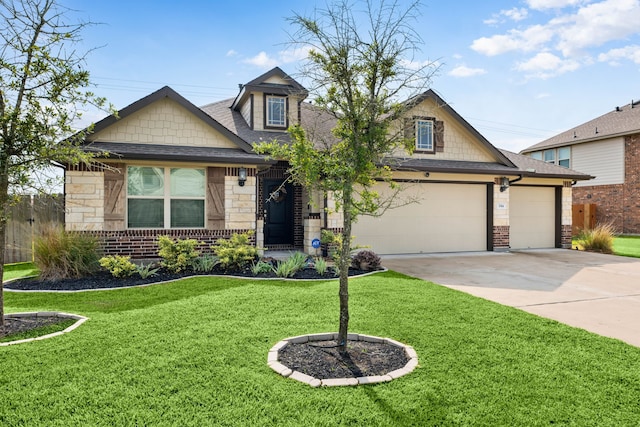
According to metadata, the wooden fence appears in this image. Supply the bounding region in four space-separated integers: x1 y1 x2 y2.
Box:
572 203 596 235
4 194 64 264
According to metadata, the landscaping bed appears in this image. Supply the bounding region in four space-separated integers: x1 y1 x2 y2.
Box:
4 266 374 291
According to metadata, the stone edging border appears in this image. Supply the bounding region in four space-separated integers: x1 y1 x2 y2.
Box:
1 312 89 346
4 268 388 293
267 332 418 387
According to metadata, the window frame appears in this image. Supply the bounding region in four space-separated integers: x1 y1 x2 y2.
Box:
415 118 435 153
530 147 571 168
126 166 206 229
265 94 287 129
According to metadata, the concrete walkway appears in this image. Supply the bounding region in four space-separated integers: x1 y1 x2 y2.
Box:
383 249 640 347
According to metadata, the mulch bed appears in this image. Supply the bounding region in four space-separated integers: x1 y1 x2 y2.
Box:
279 339 409 379
5 266 374 292
0 316 71 339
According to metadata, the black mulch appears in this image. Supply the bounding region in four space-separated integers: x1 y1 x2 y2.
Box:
0 316 71 339
278 339 409 379
5 266 375 291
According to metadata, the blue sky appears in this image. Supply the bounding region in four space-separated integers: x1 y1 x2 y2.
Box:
64 0 640 153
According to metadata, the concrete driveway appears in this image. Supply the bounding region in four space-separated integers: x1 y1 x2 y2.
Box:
383 249 640 347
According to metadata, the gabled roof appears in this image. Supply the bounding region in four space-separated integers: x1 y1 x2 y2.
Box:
405 89 516 168
522 100 640 153
87 86 256 154
231 66 308 111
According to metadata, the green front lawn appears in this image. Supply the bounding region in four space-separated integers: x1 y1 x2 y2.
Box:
2 273 639 426
613 235 640 258
2 262 38 282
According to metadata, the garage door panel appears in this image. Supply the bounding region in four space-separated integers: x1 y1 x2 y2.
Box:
510 186 555 249
352 183 487 254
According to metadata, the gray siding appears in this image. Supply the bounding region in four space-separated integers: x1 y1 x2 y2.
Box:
572 137 624 187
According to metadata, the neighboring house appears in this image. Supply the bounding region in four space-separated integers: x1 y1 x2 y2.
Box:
65 67 590 258
521 100 640 234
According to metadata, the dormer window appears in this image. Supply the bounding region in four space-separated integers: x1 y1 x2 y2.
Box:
265 95 287 128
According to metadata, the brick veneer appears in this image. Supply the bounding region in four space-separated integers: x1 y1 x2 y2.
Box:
572 133 640 234
562 224 572 248
573 184 624 231
80 228 253 259
492 225 510 249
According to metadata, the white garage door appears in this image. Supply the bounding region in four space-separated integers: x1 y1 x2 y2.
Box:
352 182 487 254
510 186 556 249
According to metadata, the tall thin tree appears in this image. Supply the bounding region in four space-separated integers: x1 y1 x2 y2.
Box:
0 0 108 324
255 0 437 352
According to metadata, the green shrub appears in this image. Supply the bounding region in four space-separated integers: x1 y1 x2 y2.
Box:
34 227 100 280
157 236 201 273
575 223 615 254
314 257 328 275
99 255 137 278
136 263 159 279
273 252 308 278
192 254 220 273
211 231 258 271
251 260 273 275
351 250 382 271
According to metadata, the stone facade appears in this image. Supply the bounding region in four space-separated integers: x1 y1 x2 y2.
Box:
65 171 104 231
572 133 640 233
225 174 257 230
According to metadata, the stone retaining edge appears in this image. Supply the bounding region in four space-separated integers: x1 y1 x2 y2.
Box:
268 332 418 387
1 312 89 347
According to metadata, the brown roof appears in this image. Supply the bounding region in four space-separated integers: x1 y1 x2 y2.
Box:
522 100 640 153
388 149 591 180
84 142 273 165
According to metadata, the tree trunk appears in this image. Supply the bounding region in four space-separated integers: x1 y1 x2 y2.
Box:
337 191 353 353
0 160 9 327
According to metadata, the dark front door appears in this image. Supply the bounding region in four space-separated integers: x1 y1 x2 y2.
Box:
264 180 294 246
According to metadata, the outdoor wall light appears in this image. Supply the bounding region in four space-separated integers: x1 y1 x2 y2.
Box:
238 167 247 187
499 176 509 192
424 172 430 178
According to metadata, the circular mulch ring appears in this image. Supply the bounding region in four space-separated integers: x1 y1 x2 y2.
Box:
0 312 88 346
268 333 418 387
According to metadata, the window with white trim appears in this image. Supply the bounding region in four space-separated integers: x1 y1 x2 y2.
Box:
529 147 571 168
127 166 205 229
266 95 286 127
416 119 434 151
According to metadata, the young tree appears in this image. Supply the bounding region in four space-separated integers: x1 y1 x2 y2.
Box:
0 0 108 324
255 0 436 352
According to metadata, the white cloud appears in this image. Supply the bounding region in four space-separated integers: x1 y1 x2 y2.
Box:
515 52 581 77
484 7 529 24
471 25 553 56
400 58 439 71
526 0 585 10
226 50 238 57
449 65 487 77
243 51 278 68
598 44 640 64
535 92 551 99
504 8 529 21
554 0 640 56
472 0 640 78
278 47 310 63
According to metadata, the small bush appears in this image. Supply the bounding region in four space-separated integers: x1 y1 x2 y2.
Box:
192 254 220 273
99 255 137 278
575 223 615 254
157 236 201 273
352 250 382 271
272 252 309 278
136 263 159 279
251 260 273 275
34 227 100 280
212 231 258 271
314 257 328 275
